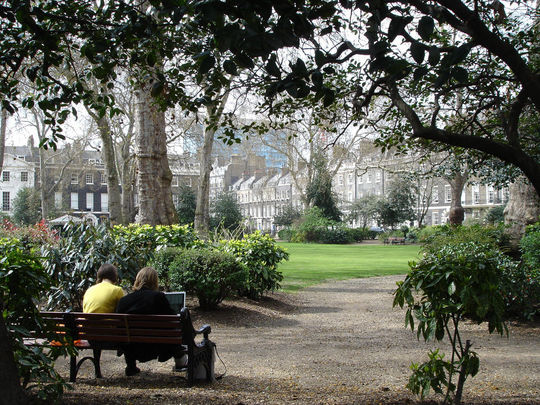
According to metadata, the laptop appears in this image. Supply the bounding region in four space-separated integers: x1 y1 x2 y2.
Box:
164 292 186 314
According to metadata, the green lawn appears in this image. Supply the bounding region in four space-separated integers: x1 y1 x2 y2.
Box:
277 242 420 292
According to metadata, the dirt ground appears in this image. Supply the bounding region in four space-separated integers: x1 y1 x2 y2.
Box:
60 275 540 404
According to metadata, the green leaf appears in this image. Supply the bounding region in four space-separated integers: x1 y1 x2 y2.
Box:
311 70 323 89
146 52 157 67
266 58 281 78
315 50 326 67
452 66 468 83
428 46 440 66
418 16 435 42
323 88 335 107
223 59 238 76
199 54 215 75
410 42 425 64
413 66 428 81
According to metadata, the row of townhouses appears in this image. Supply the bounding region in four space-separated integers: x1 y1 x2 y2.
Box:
1 139 507 231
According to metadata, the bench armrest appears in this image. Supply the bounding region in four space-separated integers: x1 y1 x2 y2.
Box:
195 324 211 340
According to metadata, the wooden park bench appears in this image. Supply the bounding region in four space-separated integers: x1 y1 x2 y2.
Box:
384 236 406 245
23 307 213 386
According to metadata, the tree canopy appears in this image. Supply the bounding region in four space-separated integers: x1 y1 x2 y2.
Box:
3 1 538 196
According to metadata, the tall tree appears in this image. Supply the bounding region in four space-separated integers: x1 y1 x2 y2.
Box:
12 188 41 225
194 89 230 236
376 177 416 230
0 109 6 174
175 184 196 226
305 149 341 221
135 78 177 225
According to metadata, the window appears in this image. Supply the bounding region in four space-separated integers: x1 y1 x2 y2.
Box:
432 211 440 225
184 178 192 187
85 173 93 185
172 194 179 206
54 192 62 209
432 186 439 203
367 172 373 183
2 171 10 182
2 192 10 211
358 174 364 184
20 171 28 182
472 185 480 205
86 192 94 211
348 173 353 183
172 175 179 186
375 171 381 183
100 172 107 185
70 192 79 210
71 173 78 184
487 186 495 204
445 185 451 203
101 193 108 212
339 175 343 186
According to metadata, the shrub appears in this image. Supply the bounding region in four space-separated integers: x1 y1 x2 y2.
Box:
168 248 247 309
419 224 510 254
484 205 506 225
150 247 185 291
1 239 70 402
43 223 200 310
219 231 289 299
520 222 540 272
498 223 540 320
345 227 374 242
277 228 293 241
499 262 539 320
394 242 513 404
318 227 354 244
405 228 419 243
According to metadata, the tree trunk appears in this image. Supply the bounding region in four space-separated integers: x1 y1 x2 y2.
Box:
95 115 123 224
194 117 216 238
0 109 6 173
194 90 230 237
135 82 177 225
448 172 468 226
504 180 540 249
38 148 49 220
0 300 26 404
121 148 136 224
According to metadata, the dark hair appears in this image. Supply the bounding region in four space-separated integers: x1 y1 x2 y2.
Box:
96 263 118 284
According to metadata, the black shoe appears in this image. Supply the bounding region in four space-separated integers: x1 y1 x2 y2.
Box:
125 366 140 376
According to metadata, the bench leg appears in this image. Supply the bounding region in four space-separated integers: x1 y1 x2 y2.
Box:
70 356 77 382
93 348 103 378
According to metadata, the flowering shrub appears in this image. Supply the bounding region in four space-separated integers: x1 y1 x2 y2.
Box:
0 219 58 250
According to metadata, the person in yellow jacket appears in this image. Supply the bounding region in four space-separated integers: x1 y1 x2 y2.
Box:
83 263 124 313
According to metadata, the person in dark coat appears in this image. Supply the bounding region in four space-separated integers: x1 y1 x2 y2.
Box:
116 267 184 376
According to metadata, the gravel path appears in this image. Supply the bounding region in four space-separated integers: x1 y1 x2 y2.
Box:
61 275 540 404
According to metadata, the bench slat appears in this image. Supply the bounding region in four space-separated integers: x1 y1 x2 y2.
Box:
77 334 183 345
76 327 183 337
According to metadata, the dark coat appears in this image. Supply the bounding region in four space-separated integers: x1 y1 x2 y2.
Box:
116 288 177 363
